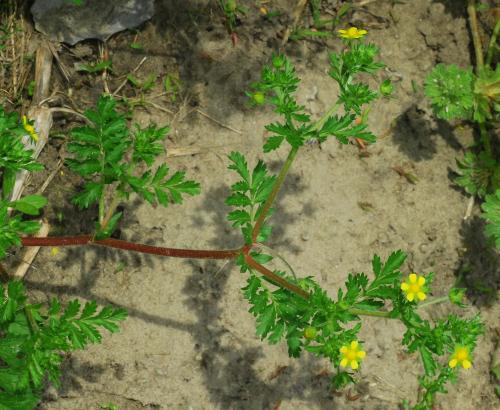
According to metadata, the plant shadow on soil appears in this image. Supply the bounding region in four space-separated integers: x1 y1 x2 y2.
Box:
391 104 463 162
26 160 330 408
391 105 499 306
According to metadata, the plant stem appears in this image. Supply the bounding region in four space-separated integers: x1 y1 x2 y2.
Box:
486 17 500 67
251 102 341 242
467 0 484 72
417 295 449 309
251 146 299 242
313 101 341 132
348 307 393 318
25 306 39 333
250 242 297 281
21 235 242 260
100 192 121 232
244 253 310 299
479 122 492 157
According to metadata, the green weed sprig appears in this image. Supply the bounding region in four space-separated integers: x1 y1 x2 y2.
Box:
66 96 200 238
0 27 484 410
424 2 499 246
0 281 126 407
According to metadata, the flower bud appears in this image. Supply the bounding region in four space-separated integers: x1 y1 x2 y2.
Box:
379 79 394 97
252 92 265 105
226 0 237 12
304 326 317 339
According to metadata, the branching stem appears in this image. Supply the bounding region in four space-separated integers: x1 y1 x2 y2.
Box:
21 235 242 260
417 295 449 308
348 307 392 318
251 146 299 242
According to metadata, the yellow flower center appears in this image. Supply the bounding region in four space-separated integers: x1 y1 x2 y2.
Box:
409 283 421 293
456 348 468 361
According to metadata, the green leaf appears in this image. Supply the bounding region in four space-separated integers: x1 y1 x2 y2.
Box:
227 152 250 184
455 151 496 197
132 124 168 166
365 250 406 299
331 371 355 389
2 169 15 200
147 165 200 206
316 113 376 144
255 305 276 339
424 64 475 120
481 189 500 247
0 389 40 410
94 212 122 240
75 60 112 74
225 192 252 207
9 195 47 216
263 135 285 153
72 182 104 209
227 210 251 226
419 346 437 376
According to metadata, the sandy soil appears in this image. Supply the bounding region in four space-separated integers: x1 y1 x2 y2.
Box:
10 0 499 409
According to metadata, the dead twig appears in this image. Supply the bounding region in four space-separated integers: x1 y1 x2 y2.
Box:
35 159 63 195
280 0 309 48
112 56 147 95
464 196 475 220
195 108 242 134
12 221 50 279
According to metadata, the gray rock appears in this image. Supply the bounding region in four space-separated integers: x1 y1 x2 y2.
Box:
31 0 155 45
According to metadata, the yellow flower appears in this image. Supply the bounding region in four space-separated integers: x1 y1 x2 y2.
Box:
339 340 366 370
337 27 368 40
51 247 59 256
449 346 472 370
22 115 38 142
401 273 427 302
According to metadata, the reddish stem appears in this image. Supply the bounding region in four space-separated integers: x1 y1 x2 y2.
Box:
243 252 310 300
21 235 242 260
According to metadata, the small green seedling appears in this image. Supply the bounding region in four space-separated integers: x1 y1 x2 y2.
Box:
424 12 499 247
75 60 112 74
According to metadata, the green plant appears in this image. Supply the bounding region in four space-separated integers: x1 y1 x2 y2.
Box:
424 3 500 247
219 0 244 31
0 27 484 410
0 108 126 409
66 96 200 237
75 60 112 74
0 281 126 408
291 1 350 41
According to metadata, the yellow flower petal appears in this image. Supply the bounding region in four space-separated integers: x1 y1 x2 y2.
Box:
407 293 415 302
401 283 409 291
418 276 426 286
409 273 417 283
359 30 367 35
340 346 348 354
340 358 348 367
350 340 358 349
462 360 472 369
357 350 366 359
417 292 427 301
338 29 347 34
449 358 458 368
350 360 359 370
